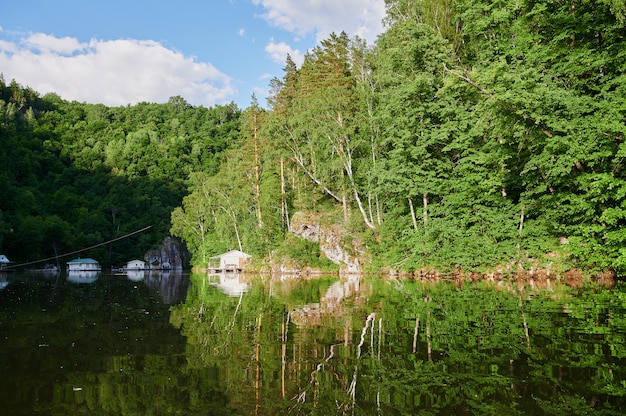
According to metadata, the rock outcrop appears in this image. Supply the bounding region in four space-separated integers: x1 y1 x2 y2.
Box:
289 212 362 274
144 236 190 270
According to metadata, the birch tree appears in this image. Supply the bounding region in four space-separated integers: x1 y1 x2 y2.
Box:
289 32 377 229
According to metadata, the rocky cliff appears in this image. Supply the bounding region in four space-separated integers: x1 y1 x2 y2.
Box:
289 212 362 274
144 236 190 270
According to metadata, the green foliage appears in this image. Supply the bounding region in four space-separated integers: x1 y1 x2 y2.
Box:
168 0 626 274
370 0 626 273
5 0 626 274
272 236 339 270
0 79 240 267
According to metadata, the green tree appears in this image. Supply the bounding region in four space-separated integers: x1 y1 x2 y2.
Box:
450 0 626 271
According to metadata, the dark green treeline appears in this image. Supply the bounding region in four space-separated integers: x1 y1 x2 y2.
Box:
0 81 240 267
3 0 626 274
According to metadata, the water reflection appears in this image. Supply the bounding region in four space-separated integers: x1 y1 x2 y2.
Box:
173 275 626 415
67 270 100 283
143 269 190 304
28 264 61 277
291 273 360 326
1 271 626 415
126 269 145 281
208 272 249 297
0 271 192 416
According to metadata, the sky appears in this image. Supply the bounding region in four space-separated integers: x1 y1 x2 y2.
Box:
0 0 387 109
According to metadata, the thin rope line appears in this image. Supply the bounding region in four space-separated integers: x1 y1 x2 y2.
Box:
3 225 153 270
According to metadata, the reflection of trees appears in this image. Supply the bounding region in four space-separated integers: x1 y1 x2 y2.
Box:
170 275 626 415
0 274 234 416
7 274 619 415
364 280 626 415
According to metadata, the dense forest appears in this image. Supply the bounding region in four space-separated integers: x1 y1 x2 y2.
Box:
2 0 626 276
0 83 240 267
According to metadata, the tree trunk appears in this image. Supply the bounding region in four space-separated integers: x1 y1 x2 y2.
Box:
280 157 288 235
341 140 376 229
283 124 342 202
409 197 418 231
342 173 349 223
215 197 243 253
253 113 263 228
413 316 420 353
423 193 429 230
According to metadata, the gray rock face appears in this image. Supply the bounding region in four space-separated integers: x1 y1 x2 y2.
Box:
144 236 190 270
289 212 322 243
289 212 361 273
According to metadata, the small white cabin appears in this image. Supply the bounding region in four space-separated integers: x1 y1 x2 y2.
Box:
127 259 146 270
208 250 251 272
0 254 11 270
67 258 101 272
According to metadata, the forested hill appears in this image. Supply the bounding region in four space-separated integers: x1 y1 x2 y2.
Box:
172 0 626 276
3 0 626 277
0 81 240 267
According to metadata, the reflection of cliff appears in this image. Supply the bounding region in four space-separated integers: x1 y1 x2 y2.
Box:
144 270 190 305
291 275 361 327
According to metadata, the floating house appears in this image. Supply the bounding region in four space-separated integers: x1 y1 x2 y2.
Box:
66 258 101 272
208 250 251 273
0 254 12 271
127 259 146 270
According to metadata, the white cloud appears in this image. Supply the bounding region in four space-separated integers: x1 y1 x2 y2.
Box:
265 38 304 66
24 33 84 55
0 39 17 53
0 34 236 107
252 85 269 101
252 0 386 44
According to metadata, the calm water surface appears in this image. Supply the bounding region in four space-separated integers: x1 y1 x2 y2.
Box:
1 271 625 415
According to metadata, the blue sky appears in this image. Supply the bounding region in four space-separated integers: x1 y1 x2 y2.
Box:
0 0 386 109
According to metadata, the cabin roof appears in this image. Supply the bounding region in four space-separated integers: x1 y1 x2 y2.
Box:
0 254 11 263
67 257 99 264
209 250 251 259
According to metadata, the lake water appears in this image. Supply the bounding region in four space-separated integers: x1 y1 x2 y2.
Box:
1 271 625 415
